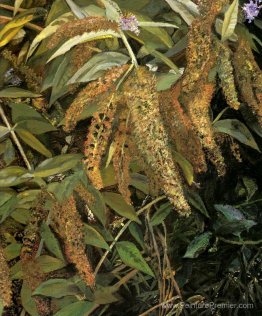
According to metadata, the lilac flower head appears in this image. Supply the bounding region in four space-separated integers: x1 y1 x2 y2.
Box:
119 14 140 36
243 0 262 23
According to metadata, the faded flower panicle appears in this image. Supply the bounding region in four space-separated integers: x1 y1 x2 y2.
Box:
218 45 240 110
112 109 132 203
119 15 140 35
84 93 118 189
1 49 42 93
64 65 129 132
187 83 226 176
178 0 227 175
52 196 95 286
233 38 262 126
48 16 119 49
159 84 207 174
0 246 12 307
124 68 191 216
243 0 262 23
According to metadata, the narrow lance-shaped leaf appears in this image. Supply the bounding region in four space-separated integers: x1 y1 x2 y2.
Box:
116 241 154 277
183 232 212 259
221 0 239 42
47 30 121 62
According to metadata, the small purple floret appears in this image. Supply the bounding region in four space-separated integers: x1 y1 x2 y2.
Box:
243 0 261 23
119 15 140 35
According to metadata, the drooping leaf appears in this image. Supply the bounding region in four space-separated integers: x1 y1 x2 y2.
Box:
164 0 197 25
183 232 212 259
16 129 52 158
173 151 194 185
0 166 31 187
47 30 121 62
213 119 260 152
68 52 129 84
54 301 97 316
36 255 67 273
150 202 172 226
116 241 154 277
0 87 41 98
40 223 65 261
21 282 39 316
128 222 145 249
27 12 73 59
102 192 140 223
156 72 181 91
186 190 210 218
0 8 45 48
221 0 239 42
34 154 82 177
3 243 22 261
93 285 120 304
0 126 9 140
33 279 81 298
84 224 109 250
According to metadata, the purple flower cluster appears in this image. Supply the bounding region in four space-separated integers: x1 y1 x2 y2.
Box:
119 15 140 36
243 0 261 23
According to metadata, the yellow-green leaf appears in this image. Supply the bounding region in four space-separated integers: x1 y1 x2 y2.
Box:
116 241 154 277
47 30 121 62
16 129 52 158
221 0 239 42
103 192 141 223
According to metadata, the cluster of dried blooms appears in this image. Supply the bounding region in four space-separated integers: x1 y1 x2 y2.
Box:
51 195 95 287
52 0 262 217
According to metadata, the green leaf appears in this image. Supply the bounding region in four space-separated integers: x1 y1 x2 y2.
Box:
34 154 82 177
27 12 73 59
15 119 56 135
93 285 119 304
150 202 172 226
0 166 31 187
221 0 239 42
3 243 21 260
0 195 18 223
0 87 41 98
173 151 194 185
40 223 65 261
102 192 140 223
49 53 73 105
16 129 52 158
33 279 81 298
136 13 174 48
164 0 197 25
183 232 212 259
186 190 210 218
213 119 260 152
100 0 122 21
21 282 39 316
130 173 149 194
47 30 121 62
0 125 9 139
116 241 154 277
84 224 109 250
68 52 129 84
3 139 16 166
36 255 67 273
128 222 145 249
157 72 181 91
54 301 97 316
